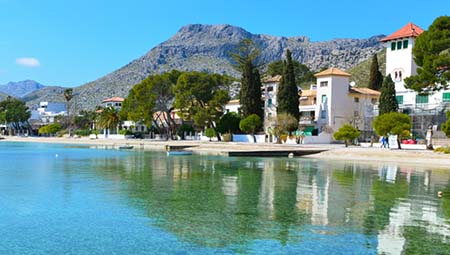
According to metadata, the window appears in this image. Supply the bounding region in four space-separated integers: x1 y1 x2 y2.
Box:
443 92 450 102
321 95 327 103
403 40 408 49
354 97 359 103
371 98 377 104
391 42 396 51
321 110 326 119
396 95 404 105
397 41 402 50
416 94 429 104
354 111 359 117
268 98 273 107
320 81 328 87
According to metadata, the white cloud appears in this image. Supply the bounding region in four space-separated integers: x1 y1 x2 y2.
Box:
16 57 40 68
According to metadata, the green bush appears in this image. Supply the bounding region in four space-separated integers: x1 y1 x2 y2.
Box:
205 128 216 141
74 129 91 137
177 124 195 139
333 124 361 147
434 146 450 154
119 129 133 135
39 123 62 136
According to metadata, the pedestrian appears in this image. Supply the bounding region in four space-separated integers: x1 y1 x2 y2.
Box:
385 135 390 148
379 136 384 148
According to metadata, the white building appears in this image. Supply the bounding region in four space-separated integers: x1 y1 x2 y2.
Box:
312 68 380 135
31 101 67 124
381 22 450 134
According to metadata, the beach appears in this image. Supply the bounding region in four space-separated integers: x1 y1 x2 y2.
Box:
2 136 450 169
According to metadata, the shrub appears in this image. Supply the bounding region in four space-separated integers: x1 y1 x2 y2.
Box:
333 124 361 147
205 128 216 141
434 146 450 154
119 129 134 135
74 129 91 137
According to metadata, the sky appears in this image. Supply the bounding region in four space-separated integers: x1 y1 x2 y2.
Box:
0 0 448 87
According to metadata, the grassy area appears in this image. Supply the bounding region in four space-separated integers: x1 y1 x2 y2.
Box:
347 49 386 88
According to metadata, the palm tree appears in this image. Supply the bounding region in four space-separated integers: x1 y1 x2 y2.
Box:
64 88 74 135
97 107 120 137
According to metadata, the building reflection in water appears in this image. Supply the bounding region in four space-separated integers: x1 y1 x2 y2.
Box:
89 152 450 253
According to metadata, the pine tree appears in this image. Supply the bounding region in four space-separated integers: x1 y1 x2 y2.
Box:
368 55 383 91
277 49 300 120
232 39 264 119
379 74 398 115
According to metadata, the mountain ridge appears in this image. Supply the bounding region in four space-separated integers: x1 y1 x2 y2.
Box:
0 80 45 98
71 24 385 110
5 24 386 110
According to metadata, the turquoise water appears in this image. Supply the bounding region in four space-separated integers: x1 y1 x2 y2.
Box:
1 142 450 254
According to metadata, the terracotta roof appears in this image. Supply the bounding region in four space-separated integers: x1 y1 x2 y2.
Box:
380 22 424 42
299 90 317 97
349 87 381 96
314 68 351 78
102 97 124 103
263 75 282 83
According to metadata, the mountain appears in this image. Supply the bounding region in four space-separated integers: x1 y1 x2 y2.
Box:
348 49 386 88
0 80 44 98
0 91 9 101
71 24 385 110
21 86 67 108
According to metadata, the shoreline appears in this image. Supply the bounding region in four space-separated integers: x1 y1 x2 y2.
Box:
2 136 450 169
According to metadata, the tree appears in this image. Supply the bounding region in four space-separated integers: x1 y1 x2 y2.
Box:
205 128 216 142
120 70 182 139
74 110 97 130
379 74 398 115
239 114 262 143
267 60 315 89
373 112 411 149
216 112 241 135
442 111 450 137
405 16 450 92
38 123 62 136
368 55 384 91
231 39 264 119
277 49 300 120
97 106 120 137
275 113 298 134
63 88 74 133
0 96 31 135
333 124 361 147
173 72 231 141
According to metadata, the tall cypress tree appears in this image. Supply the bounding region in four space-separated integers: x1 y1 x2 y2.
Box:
368 54 383 91
379 74 398 115
277 50 300 120
232 39 264 119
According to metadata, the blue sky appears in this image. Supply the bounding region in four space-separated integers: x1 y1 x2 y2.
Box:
0 0 447 87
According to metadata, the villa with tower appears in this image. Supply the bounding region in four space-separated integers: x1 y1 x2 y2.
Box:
380 22 450 134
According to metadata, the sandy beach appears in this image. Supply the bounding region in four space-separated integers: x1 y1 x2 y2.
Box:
2 136 450 169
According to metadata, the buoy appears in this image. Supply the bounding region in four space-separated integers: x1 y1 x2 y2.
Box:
55 154 59 158
288 153 294 158
437 191 443 198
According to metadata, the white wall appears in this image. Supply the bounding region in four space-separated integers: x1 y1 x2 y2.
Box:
315 75 353 132
232 134 266 143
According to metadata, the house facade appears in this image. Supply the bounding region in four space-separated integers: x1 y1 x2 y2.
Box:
381 22 450 135
302 68 379 138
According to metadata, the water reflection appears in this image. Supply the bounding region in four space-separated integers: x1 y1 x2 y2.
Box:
83 152 450 254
